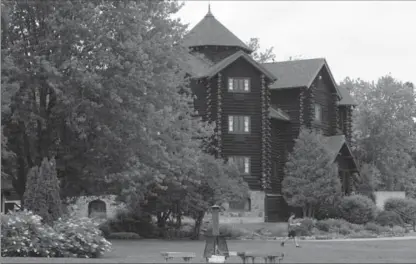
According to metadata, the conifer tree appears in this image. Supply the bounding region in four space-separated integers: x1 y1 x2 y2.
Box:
23 157 62 224
282 128 342 217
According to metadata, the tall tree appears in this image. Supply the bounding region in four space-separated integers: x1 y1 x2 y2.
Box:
0 0 198 200
340 76 416 191
282 128 342 217
246 37 276 63
23 157 62 224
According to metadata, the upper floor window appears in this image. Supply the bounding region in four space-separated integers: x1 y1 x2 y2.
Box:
228 78 250 92
229 156 251 174
314 104 322 122
228 115 250 133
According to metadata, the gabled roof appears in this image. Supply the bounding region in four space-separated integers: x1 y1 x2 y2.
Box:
322 135 359 171
338 85 357 106
203 50 277 81
269 106 290 121
262 58 357 106
182 9 252 53
262 58 326 90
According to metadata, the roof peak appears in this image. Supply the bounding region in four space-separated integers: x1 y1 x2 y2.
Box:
182 7 252 52
206 3 213 16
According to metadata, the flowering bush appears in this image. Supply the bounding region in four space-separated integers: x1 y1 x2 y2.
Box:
1 210 111 258
53 216 112 258
1 210 65 257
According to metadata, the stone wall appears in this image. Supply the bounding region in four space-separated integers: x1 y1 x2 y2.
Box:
374 191 406 210
219 190 265 220
66 195 126 220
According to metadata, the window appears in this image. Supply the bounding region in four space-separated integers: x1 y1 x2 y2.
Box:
228 78 250 92
229 156 250 174
228 115 250 133
314 104 322 122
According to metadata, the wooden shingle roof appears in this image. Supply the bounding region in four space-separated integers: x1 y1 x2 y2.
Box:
182 10 252 53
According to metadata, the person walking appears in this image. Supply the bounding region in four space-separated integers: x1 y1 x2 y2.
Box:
281 212 301 248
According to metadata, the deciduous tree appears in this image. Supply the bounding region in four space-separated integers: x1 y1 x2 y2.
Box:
246 37 276 63
340 76 416 191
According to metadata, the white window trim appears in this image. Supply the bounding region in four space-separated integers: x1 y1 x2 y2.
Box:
228 77 251 92
228 116 234 132
244 157 250 174
228 115 251 134
229 156 251 175
244 116 249 132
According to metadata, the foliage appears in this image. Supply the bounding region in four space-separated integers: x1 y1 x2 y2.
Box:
314 200 342 220
338 195 377 224
205 224 251 239
183 155 249 239
2 0 205 206
99 210 156 239
23 158 63 225
364 222 390 233
107 232 141 240
375 210 404 227
355 163 381 202
246 37 276 63
1 210 64 257
384 198 416 224
283 128 342 217
340 76 416 192
293 218 315 236
53 216 112 258
391 225 406 236
1 210 111 258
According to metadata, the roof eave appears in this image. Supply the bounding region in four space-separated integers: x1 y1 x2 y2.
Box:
205 51 277 81
306 60 343 101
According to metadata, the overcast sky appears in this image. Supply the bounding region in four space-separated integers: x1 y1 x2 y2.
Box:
176 1 416 85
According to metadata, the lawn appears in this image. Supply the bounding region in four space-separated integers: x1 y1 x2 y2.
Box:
2 238 415 263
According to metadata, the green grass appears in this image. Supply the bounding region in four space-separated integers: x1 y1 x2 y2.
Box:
3 238 415 263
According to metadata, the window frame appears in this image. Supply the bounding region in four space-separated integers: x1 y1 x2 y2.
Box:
228 115 251 134
228 77 251 93
229 156 251 175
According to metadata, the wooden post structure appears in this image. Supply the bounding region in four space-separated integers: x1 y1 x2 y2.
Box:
212 205 220 236
203 205 229 261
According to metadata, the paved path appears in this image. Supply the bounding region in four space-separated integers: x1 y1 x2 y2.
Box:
307 235 416 242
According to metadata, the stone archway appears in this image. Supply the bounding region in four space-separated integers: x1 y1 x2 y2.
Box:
88 199 107 219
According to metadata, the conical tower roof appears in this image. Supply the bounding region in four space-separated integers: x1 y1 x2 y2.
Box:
183 7 252 53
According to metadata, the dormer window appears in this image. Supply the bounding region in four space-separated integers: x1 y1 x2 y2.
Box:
314 104 322 122
228 78 250 92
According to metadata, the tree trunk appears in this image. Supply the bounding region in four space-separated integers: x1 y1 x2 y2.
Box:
192 211 205 240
